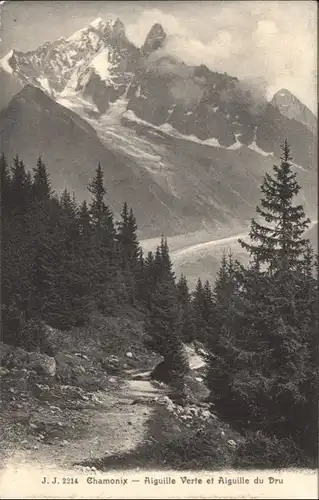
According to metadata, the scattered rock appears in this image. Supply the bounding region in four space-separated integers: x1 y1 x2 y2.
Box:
27 352 56 377
201 410 212 420
91 395 101 404
49 405 62 412
36 383 50 391
109 355 119 363
227 439 237 447
166 403 175 413
74 353 89 361
189 407 199 416
197 347 207 357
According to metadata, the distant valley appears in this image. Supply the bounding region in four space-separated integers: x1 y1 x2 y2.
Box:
0 16 317 245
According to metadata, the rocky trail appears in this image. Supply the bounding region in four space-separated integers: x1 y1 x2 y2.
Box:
1 372 163 472
1 347 207 477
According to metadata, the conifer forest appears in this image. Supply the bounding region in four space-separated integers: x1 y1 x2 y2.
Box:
1 141 318 469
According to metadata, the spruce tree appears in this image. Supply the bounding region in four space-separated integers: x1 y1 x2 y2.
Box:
87 163 118 313
205 251 242 415
239 140 310 274
78 200 91 241
4 156 35 326
78 200 95 302
116 202 141 303
32 156 52 203
176 274 195 343
135 247 146 305
44 189 91 329
27 158 56 321
140 251 155 308
146 277 189 397
11 155 32 215
145 238 189 397
159 236 176 281
227 141 317 458
202 280 214 324
192 277 206 341
0 153 11 215
88 163 115 245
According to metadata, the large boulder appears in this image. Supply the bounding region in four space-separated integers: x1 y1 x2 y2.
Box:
0 342 29 368
27 352 56 377
150 360 172 384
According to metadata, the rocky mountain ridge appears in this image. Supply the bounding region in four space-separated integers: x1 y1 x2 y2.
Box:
1 16 316 150
270 88 317 133
0 17 317 240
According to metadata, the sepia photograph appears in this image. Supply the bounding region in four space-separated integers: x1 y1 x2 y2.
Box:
0 0 317 498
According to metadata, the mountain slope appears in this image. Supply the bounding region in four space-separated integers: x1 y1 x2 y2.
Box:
0 85 192 237
1 17 316 161
0 68 24 111
1 85 317 241
0 17 317 240
271 88 317 133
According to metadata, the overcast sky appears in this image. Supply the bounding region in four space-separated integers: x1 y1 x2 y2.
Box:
0 0 317 112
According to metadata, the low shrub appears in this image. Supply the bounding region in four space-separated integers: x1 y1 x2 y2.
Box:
233 431 311 469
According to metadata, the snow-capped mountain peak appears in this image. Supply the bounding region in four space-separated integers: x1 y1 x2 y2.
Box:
0 16 140 104
1 16 315 147
89 17 108 30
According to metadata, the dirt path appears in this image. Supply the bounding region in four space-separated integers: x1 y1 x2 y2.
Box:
2 346 205 474
2 375 166 474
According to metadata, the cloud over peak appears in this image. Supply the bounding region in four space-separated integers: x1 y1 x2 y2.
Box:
126 2 317 113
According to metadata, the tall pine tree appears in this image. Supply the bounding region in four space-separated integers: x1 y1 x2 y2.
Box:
87 163 118 313
176 274 195 343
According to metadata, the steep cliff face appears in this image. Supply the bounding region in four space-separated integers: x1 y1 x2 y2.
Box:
141 23 167 55
271 88 317 133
